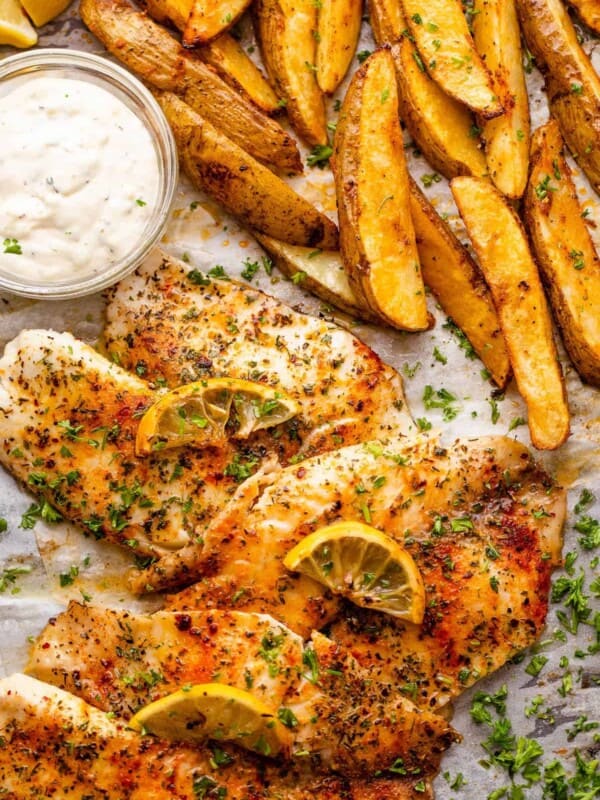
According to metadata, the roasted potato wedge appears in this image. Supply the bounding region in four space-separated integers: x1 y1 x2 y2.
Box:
253 233 379 321
333 49 428 331
400 0 503 118
255 0 328 146
409 179 510 387
517 0 600 194
182 0 251 46
472 0 530 198
370 0 486 179
201 34 280 115
140 0 280 114
390 37 487 179
451 176 569 450
316 0 363 94
566 0 600 35
524 121 600 386
80 0 302 173
369 0 406 43
157 92 338 248
140 0 191 26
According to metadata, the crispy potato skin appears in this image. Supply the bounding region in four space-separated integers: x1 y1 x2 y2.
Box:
80 0 302 173
473 0 530 198
253 233 380 321
451 176 569 450
566 0 600 35
316 0 363 94
390 38 487 179
157 92 338 248
400 0 503 118
516 0 600 193
333 49 428 331
182 0 251 46
524 121 600 386
409 179 511 388
254 0 328 146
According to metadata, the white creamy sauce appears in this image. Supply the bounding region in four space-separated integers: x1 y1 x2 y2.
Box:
0 76 160 282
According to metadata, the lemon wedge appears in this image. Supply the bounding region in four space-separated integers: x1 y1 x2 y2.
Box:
19 0 72 26
0 0 37 47
135 377 299 456
283 521 426 622
128 683 291 756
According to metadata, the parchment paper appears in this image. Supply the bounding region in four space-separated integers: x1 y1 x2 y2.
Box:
0 5 599 798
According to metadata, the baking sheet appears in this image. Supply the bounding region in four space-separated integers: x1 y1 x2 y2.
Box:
0 4 599 797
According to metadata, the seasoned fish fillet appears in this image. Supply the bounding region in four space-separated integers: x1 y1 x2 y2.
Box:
158 434 565 707
27 603 458 778
103 248 412 461
0 329 241 558
0 674 429 799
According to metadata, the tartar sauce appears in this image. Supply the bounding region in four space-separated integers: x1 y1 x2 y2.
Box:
0 76 160 282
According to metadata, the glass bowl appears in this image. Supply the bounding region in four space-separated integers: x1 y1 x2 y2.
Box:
0 48 178 299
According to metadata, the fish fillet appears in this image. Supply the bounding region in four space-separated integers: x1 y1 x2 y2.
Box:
157 434 565 707
27 603 458 778
0 329 238 558
103 248 412 460
0 673 429 799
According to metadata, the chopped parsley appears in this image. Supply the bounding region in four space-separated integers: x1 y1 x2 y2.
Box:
307 144 333 168
3 237 22 254
422 385 459 421
0 565 32 594
443 318 476 359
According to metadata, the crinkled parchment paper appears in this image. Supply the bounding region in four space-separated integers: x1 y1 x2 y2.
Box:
0 5 599 798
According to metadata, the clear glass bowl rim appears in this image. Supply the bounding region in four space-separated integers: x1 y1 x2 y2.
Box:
0 47 178 300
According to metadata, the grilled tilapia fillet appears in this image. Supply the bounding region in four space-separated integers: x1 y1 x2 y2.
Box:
0 329 250 557
159 434 565 707
27 604 458 778
0 674 431 799
103 248 412 462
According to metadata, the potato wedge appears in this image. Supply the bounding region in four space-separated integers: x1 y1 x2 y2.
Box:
524 121 600 386
182 0 251 46
139 0 191 27
472 0 530 198
390 37 487 179
80 0 302 173
566 0 600 35
201 34 280 115
253 233 379 320
370 1 486 179
255 0 328 146
517 0 600 194
400 0 503 118
451 176 569 450
333 49 428 331
157 92 338 248
369 0 406 43
316 0 363 94
140 0 280 114
409 179 510 387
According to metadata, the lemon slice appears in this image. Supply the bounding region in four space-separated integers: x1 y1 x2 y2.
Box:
135 377 299 456
128 683 291 756
283 521 426 622
0 0 37 47
19 0 71 26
